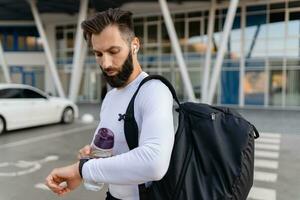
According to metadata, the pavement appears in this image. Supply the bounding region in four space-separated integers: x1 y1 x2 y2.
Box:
235 108 300 200
0 103 299 200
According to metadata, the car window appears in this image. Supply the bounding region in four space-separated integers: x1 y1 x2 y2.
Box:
22 89 46 99
0 88 23 98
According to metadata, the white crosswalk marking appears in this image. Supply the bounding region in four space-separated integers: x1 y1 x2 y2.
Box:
255 150 279 159
248 132 281 200
255 143 280 151
248 187 276 200
254 171 278 182
256 138 280 144
260 133 281 138
255 159 279 169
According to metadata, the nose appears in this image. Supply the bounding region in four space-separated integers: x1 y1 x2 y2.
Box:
100 54 112 69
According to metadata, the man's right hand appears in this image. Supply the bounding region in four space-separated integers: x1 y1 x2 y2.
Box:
45 162 81 196
77 145 92 159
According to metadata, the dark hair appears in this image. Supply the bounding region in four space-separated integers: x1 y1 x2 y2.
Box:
81 8 135 46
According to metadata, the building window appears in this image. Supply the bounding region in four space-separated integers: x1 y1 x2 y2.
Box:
26 36 36 51
147 24 158 44
286 70 300 106
55 24 76 65
0 26 41 51
18 36 25 50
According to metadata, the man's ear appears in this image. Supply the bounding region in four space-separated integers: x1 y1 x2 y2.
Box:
131 37 140 54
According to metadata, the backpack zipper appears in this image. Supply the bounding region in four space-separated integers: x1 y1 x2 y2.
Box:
186 110 217 121
211 113 216 120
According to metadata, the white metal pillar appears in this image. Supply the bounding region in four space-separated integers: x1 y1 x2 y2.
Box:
44 24 56 95
0 40 11 83
69 0 89 102
201 0 216 103
158 0 196 102
28 0 65 97
239 4 245 107
207 0 239 104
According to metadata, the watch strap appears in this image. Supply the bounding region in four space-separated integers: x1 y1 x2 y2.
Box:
79 158 91 178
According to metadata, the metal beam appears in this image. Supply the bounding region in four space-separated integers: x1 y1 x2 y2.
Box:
246 24 261 59
0 40 11 83
201 0 215 103
158 0 196 102
0 21 35 26
69 0 88 102
28 0 65 97
239 4 245 107
207 0 239 104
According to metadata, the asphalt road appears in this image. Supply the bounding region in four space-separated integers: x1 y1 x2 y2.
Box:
0 104 299 200
0 121 105 200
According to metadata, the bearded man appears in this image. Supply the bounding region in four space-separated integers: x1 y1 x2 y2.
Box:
46 8 174 200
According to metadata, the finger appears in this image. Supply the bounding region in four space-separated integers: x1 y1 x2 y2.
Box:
78 151 86 159
46 180 62 193
78 146 91 159
57 187 71 196
84 145 91 154
45 175 58 189
51 181 66 194
45 174 64 193
57 181 71 196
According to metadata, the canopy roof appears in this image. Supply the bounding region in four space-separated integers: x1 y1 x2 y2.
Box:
0 0 211 20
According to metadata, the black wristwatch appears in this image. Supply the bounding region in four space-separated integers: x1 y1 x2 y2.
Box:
79 158 91 178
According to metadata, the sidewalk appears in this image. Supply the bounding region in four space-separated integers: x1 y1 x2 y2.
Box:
236 108 300 134
77 103 300 134
77 103 101 120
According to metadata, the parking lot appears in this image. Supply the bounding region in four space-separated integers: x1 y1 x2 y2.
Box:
0 104 300 200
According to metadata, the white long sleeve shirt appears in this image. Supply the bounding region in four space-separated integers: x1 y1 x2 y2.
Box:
82 72 175 200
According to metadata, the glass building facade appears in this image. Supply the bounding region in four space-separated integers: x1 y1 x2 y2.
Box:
0 26 45 91
1 0 300 108
130 0 300 108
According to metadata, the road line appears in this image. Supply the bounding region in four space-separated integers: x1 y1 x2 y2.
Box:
0 125 96 149
255 159 278 169
260 132 281 139
255 150 279 159
254 171 278 182
35 183 50 191
255 143 280 151
256 138 281 144
248 187 276 200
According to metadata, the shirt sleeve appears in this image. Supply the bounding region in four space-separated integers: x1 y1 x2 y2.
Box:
82 81 175 185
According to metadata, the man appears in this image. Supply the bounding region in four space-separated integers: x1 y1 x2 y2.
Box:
46 8 174 200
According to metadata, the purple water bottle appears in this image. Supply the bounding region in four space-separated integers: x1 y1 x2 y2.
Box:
84 128 114 191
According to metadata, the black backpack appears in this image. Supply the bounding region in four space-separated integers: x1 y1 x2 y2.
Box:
123 75 259 200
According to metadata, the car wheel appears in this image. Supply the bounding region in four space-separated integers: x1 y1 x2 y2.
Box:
0 117 6 135
61 107 74 124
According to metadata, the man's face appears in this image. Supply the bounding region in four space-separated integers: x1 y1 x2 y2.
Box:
91 25 134 88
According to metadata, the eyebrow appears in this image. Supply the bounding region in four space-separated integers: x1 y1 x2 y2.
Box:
92 46 121 54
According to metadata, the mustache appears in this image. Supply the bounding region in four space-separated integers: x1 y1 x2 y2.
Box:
102 67 118 74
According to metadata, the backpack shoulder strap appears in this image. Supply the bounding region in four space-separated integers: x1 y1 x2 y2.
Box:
124 74 180 150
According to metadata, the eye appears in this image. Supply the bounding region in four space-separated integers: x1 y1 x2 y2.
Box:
110 48 120 54
95 52 103 57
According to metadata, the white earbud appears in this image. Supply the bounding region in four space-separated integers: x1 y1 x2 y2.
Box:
133 45 138 54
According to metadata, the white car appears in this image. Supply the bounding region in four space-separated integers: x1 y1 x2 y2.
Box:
0 84 79 135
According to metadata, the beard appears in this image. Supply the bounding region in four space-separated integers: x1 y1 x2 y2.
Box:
100 52 134 88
